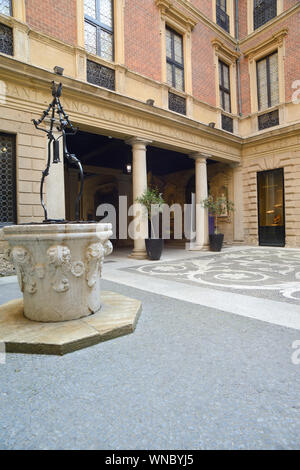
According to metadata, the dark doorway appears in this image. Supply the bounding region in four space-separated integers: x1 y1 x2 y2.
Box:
257 168 285 247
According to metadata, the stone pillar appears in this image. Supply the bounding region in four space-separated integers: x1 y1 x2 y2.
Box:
126 138 150 259
46 135 66 221
232 164 244 242
189 154 209 250
67 168 79 221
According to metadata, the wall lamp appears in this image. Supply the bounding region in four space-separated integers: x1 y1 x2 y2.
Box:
54 66 64 76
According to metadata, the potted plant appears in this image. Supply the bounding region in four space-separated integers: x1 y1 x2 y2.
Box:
136 187 165 260
202 195 234 252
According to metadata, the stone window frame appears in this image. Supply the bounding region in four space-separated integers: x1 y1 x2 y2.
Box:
84 0 114 61
212 39 239 116
156 0 197 114
244 28 287 115
0 0 25 22
212 0 235 37
0 1 27 60
247 0 283 35
166 26 185 92
76 0 125 91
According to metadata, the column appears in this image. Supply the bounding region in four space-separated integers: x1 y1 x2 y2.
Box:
46 134 66 221
126 138 151 259
232 163 244 242
189 154 209 250
67 168 79 221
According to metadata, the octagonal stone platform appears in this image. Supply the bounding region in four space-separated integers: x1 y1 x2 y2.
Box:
0 291 142 355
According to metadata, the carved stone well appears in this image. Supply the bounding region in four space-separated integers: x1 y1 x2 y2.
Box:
3 223 113 322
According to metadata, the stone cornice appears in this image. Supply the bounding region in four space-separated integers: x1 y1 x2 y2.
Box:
29 29 76 54
243 28 288 59
0 13 29 33
211 39 241 62
239 3 300 46
155 0 198 30
156 0 236 43
0 45 299 155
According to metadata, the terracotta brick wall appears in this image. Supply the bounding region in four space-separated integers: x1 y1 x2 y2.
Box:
284 0 300 10
284 12 300 102
192 22 236 106
25 0 77 45
238 0 248 39
191 0 213 19
191 23 216 106
124 0 161 82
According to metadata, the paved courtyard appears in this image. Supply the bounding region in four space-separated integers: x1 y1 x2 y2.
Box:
0 246 300 449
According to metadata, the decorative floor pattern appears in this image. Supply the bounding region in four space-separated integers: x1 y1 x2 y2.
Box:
124 248 300 304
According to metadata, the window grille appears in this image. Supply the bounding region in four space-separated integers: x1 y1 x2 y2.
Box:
258 109 279 130
87 59 115 90
0 22 13 55
168 92 186 115
0 133 16 226
222 114 233 133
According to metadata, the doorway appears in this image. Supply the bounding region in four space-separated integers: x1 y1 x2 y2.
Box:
257 168 285 247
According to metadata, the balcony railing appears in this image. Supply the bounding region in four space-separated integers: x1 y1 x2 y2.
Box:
216 5 230 33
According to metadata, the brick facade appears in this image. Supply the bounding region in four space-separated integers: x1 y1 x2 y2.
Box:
25 0 77 45
124 0 161 82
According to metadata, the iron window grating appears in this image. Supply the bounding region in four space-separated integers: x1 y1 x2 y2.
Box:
0 133 17 227
254 0 277 30
216 1 230 32
258 109 279 130
0 22 13 56
87 59 115 90
168 92 186 115
222 114 234 133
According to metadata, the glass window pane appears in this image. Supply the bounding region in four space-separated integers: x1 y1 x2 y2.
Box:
85 21 97 54
269 52 279 107
100 0 113 28
166 29 172 59
175 67 184 91
257 58 268 110
84 0 96 19
100 29 113 61
174 34 183 64
223 64 229 89
167 63 173 87
0 0 11 16
223 92 231 112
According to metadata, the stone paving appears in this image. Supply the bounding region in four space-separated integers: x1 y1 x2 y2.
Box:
124 248 300 304
0 272 300 449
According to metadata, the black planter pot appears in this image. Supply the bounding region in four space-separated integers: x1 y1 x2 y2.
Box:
209 233 224 252
145 238 164 260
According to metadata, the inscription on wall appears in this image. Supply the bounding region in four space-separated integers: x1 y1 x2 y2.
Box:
2 80 240 160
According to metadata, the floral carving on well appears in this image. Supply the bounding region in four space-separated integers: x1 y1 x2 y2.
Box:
47 245 72 293
4 223 113 322
10 246 37 295
86 243 104 288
